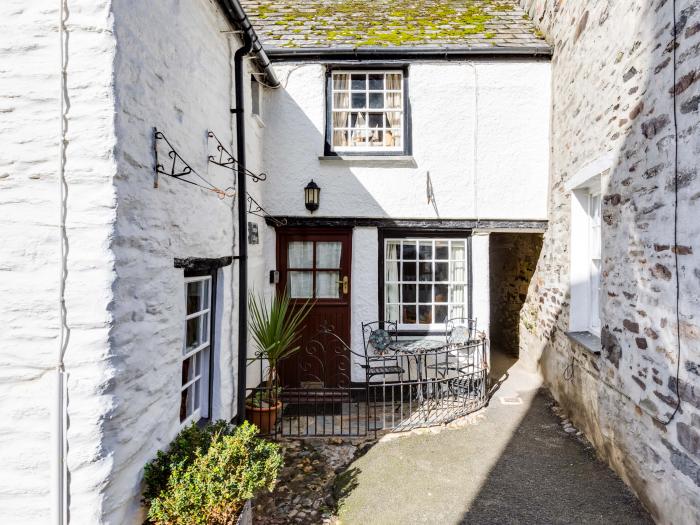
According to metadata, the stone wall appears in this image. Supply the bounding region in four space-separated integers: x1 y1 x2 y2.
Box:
489 233 543 355
519 0 700 522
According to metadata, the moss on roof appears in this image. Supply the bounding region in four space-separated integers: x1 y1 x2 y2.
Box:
241 0 547 49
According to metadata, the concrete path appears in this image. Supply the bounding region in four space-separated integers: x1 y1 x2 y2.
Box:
335 359 652 525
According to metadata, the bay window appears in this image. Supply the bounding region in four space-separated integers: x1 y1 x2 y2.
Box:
327 70 407 154
383 237 470 330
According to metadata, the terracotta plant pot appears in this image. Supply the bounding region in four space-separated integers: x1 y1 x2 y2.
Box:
245 401 282 435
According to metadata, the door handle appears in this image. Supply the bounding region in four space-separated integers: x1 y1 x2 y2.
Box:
337 275 348 295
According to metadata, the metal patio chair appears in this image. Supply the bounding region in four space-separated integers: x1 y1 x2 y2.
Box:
360 320 404 381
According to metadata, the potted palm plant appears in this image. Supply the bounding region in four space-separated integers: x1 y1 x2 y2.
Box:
247 290 313 434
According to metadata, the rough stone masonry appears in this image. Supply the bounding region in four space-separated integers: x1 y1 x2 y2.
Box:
519 0 700 523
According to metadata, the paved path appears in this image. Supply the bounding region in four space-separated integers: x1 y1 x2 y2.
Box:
335 360 653 525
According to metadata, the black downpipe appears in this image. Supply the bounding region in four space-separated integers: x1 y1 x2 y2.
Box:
235 33 253 424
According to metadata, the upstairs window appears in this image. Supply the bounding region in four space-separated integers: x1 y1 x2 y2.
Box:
327 70 407 154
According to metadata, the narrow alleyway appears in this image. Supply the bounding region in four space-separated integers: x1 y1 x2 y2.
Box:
335 360 653 524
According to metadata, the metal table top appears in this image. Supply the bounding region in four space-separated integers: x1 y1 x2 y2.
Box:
387 339 446 354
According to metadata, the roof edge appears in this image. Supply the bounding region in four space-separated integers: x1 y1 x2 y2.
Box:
265 45 553 62
217 0 280 87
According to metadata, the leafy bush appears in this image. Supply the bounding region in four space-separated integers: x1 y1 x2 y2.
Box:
144 421 282 525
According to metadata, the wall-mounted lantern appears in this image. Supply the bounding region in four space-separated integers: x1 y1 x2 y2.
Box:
304 180 320 212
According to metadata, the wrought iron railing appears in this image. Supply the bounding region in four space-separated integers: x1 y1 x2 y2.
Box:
244 325 489 438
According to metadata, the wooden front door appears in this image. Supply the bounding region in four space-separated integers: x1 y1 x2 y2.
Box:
276 228 352 388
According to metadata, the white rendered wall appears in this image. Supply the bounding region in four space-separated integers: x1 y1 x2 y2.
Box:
261 61 550 220
105 0 272 521
0 1 118 523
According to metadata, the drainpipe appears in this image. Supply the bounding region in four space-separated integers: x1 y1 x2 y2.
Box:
55 0 69 523
233 32 252 424
217 0 279 424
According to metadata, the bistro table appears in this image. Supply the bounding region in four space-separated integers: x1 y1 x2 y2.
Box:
386 339 447 401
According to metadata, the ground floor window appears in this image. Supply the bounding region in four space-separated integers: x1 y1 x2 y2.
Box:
181 274 212 424
383 235 470 330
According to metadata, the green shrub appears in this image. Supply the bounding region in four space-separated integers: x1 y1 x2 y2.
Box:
144 421 282 525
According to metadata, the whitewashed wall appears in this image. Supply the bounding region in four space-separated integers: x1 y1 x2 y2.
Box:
261 61 551 220
0 1 118 524
107 0 267 522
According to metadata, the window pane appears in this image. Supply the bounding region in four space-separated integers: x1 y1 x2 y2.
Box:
385 111 401 127
435 305 448 323
333 73 349 89
289 271 313 298
402 262 416 281
434 284 448 302
419 242 432 260
435 241 449 259
182 355 193 384
451 261 465 282
419 262 432 282
199 312 210 345
385 260 400 282
402 284 416 303
386 92 401 109
185 316 202 353
369 129 383 146
316 271 340 299
435 262 449 282
334 92 350 109
351 74 366 89
451 241 465 260
402 305 417 324
419 284 432 303
187 281 205 314
368 113 383 128
180 388 189 422
386 241 400 259
333 129 349 147
419 305 432 324
369 93 383 108
386 284 399 303
386 73 401 89
450 305 464 319
386 304 400 322
288 241 313 268
368 73 384 90
316 242 342 269
351 93 366 108
194 379 200 408
385 129 400 147
451 285 465 304
402 241 417 260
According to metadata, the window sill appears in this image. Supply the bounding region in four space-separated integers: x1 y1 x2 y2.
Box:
318 155 416 167
566 331 601 355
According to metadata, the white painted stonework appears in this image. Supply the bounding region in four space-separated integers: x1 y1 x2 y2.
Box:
262 61 551 219
0 1 550 524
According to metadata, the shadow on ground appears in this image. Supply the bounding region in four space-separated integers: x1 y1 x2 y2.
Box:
335 360 652 525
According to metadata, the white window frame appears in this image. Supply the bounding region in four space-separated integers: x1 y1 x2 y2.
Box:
329 70 405 154
384 237 470 331
567 155 607 337
181 275 212 426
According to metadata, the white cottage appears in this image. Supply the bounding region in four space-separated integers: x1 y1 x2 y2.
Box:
0 0 550 523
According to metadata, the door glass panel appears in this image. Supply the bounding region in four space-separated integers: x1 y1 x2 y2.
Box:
316 271 340 298
288 242 313 268
288 271 313 298
316 242 342 269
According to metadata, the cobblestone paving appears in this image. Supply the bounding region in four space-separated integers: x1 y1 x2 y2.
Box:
252 437 373 524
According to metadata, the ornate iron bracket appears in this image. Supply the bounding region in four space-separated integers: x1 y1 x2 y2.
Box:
247 193 287 227
153 128 194 189
207 130 267 182
153 128 234 198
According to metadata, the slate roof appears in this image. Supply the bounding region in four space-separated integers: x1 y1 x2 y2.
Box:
240 0 547 50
